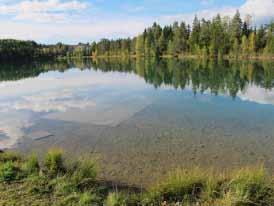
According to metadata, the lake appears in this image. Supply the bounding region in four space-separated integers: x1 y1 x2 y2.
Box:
0 58 274 186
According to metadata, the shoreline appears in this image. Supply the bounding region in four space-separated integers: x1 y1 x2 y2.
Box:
88 54 274 61
1 150 274 205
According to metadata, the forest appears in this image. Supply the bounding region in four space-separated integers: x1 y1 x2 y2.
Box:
93 11 274 58
0 11 273 60
0 39 92 60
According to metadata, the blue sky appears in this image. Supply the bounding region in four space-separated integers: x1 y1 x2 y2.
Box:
0 0 273 44
96 0 245 16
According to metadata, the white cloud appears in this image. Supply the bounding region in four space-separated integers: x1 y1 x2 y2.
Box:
0 116 33 149
0 18 149 43
13 90 96 112
240 0 274 24
15 11 66 22
157 7 236 25
0 0 87 22
0 0 273 43
0 69 151 148
121 4 145 13
0 68 148 99
0 0 87 13
200 0 215 6
238 85 274 106
159 0 274 26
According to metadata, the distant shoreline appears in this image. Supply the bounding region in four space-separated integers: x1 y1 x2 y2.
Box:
88 54 274 61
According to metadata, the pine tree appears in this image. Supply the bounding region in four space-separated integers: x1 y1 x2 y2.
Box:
264 23 274 55
241 35 249 57
199 19 211 49
256 26 266 52
248 32 256 55
135 35 145 57
231 38 240 58
209 42 216 57
231 10 242 43
121 39 130 57
202 46 208 58
145 33 152 57
210 14 224 58
190 15 201 53
167 40 175 56
173 22 188 54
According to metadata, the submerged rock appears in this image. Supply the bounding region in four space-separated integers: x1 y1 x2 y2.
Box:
27 131 53 141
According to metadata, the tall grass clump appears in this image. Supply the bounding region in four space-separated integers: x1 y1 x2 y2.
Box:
78 192 100 205
147 167 208 204
44 148 65 177
71 157 97 185
224 166 274 205
105 192 127 206
57 192 100 206
0 151 21 163
22 153 40 176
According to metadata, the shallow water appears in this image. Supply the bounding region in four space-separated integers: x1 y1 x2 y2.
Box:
1 58 274 185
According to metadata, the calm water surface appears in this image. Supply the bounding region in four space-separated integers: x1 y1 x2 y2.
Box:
0 58 274 185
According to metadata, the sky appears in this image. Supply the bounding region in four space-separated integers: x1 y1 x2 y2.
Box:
0 0 273 44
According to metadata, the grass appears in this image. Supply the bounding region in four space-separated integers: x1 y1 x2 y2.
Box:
225 166 274 205
105 192 127 206
1 150 274 206
147 167 208 204
44 148 65 177
145 166 274 206
22 154 40 176
0 161 19 182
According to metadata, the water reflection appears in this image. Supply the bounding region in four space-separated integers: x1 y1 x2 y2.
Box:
1 58 274 185
0 58 274 148
1 58 273 98
91 58 274 98
0 58 274 138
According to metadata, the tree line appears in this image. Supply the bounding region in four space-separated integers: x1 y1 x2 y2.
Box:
0 39 92 60
93 11 274 58
0 11 273 60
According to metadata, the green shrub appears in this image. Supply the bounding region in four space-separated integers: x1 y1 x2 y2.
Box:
23 154 40 176
44 148 65 177
0 161 19 182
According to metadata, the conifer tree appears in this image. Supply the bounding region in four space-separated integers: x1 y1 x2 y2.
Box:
135 35 145 57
